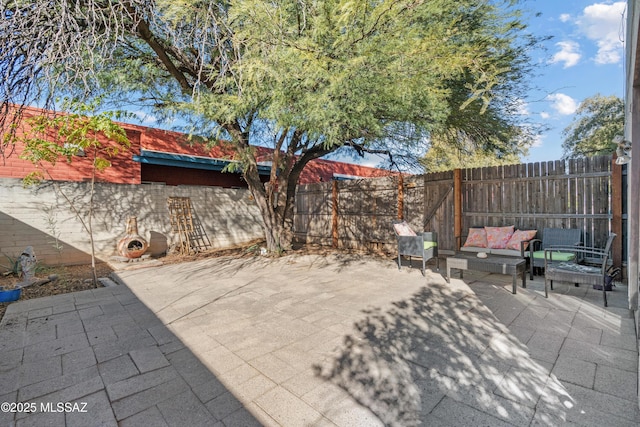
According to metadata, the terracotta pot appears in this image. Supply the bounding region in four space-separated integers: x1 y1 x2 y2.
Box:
117 217 148 259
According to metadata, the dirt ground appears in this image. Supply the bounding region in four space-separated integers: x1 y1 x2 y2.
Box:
0 241 389 322
0 262 114 322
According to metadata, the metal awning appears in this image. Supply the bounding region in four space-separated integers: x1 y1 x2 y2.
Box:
132 149 271 175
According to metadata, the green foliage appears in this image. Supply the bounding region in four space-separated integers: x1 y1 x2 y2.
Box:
223 0 533 148
16 101 130 183
2 0 544 251
421 137 523 172
22 171 44 188
562 95 624 158
0 254 20 276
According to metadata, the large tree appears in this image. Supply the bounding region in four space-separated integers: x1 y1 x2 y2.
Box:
1 0 541 253
562 94 624 158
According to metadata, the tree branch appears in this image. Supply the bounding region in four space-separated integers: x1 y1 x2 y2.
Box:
342 140 395 167
130 13 193 94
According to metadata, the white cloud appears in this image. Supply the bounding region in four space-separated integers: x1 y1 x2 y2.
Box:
132 110 157 125
559 13 572 23
549 41 582 68
530 134 544 148
577 1 626 64
546 93 579 115
540 112 550 119
513 98 530 115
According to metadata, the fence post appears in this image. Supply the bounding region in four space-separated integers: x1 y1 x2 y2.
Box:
454 169 462 250
611 156 623 268
397 174 404 220
332 180 339 248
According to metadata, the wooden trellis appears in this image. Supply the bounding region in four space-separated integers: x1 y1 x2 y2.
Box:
167 197 211 254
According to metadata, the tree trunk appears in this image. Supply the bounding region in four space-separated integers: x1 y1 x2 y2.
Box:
250 184 294 254
232 126 329 255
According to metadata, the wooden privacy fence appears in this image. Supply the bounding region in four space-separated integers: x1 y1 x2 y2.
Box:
294 155 624 266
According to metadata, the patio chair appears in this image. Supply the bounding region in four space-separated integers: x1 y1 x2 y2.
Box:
544 233 617 307
393 220 438 275
529 228 582 280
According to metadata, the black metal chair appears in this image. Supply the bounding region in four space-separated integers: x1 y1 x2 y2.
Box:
392 221 438 275
544 233 617 307
529 228 583 279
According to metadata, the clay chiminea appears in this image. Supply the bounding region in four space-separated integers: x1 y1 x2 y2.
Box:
117 216 148 259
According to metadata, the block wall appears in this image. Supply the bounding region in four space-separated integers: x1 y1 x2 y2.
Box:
0 179 265 266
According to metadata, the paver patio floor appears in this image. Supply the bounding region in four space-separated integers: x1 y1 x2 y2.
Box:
0 253 638 426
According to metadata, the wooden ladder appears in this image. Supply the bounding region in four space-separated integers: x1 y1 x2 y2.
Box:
167 197 211 254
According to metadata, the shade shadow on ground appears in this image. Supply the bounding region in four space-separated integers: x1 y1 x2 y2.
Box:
314 281 582 426
112 253 639 426
0 285 260 426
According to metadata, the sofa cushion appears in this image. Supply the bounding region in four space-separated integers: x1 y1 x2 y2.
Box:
506 230 537 250
463 228 487 248
485 226 514 249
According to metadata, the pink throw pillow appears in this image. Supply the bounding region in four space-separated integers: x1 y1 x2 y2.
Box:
506 230 537 250
463 228 487 248
485 226 514 249
394 222 417 236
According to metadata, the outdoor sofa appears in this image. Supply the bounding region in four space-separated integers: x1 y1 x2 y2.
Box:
460 226 537 258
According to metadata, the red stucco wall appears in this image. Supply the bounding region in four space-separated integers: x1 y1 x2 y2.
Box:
1 106 141 184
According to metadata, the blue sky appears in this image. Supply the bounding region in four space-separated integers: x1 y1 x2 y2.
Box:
522 0 627 163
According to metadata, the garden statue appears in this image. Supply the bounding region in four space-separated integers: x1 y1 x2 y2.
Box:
19 246 37 284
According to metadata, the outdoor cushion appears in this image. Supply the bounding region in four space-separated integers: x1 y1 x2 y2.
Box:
532 251 575 261
463 228 487 248
485 226 514 249
550 262 601 274
393 221 417 236
424 241 437 250
506 230 537 250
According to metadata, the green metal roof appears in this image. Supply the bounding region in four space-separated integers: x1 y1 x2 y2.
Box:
132 149 271 175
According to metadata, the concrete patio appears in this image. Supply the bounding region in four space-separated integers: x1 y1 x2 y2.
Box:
0 253 638 426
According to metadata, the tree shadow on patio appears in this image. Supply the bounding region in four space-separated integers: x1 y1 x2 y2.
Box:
313 281 573 426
